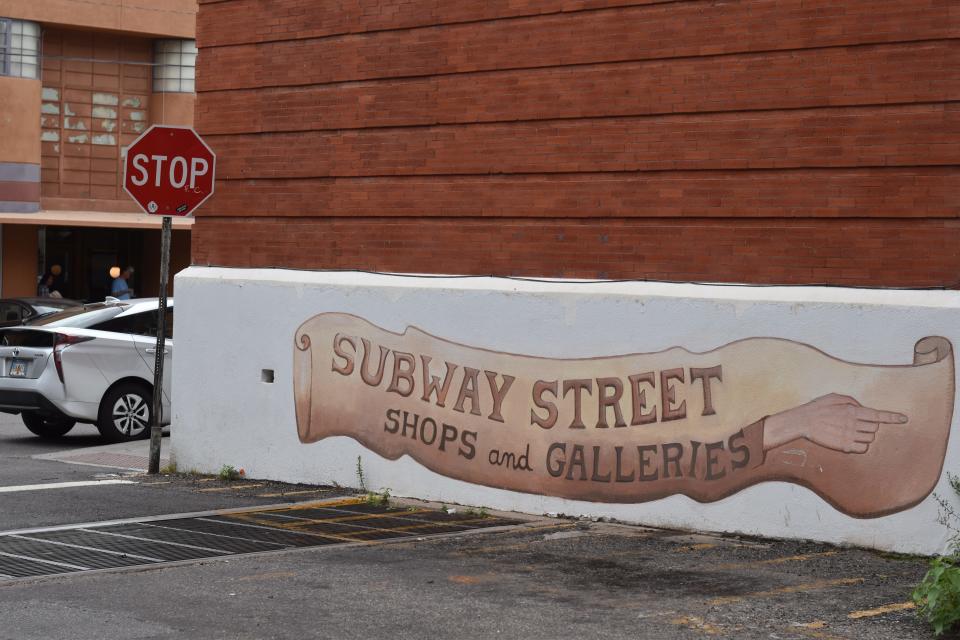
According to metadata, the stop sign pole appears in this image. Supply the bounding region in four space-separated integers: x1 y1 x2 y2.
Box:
123 125 216 474
150 216 171 475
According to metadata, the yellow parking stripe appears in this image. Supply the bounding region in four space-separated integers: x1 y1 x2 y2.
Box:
336 517 492 536
256 489 332 498
260 510 432 525
282 497 365 510
797 621 827 629
197 483 264 492
710 577 863 606
226 510 497 538
670 615 727 635
716 551 838 571
847 602 915 619
221 510 507 545
217 513 363 544
233 512 388 528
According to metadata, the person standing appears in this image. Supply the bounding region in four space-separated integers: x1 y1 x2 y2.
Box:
111 266 135 300
36 272 55 297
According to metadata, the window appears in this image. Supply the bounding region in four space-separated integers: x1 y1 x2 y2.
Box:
29 302 77 317
0 302 23 325
0 18 40 79
153 39 196 93
92 309 173 339
28 304 124 327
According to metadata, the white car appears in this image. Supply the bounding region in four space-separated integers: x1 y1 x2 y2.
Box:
0 298 173 442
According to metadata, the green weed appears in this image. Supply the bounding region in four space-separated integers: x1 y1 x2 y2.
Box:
365 488 391 507
914 556 960 635
913 473 960 635
218 464 244 481
355 456 367 492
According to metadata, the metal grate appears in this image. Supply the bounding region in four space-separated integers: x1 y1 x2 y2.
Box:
0 499 520 579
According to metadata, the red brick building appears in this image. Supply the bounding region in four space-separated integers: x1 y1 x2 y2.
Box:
192 0 959 287
0 1 196 300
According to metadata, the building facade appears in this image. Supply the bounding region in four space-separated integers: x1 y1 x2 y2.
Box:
191 0 959 286
0 0 196 301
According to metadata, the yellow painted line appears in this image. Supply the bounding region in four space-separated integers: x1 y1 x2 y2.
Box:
224 514 323 531
283 497 365 510
670 615 726 635
512 523 576 534
266 515 496 539
216 501 519 547
337 516 498 536
458 541 537 556
219 513 364 544
141 481 171 486
716 551 838 571
847 601 915 619
256 489 332 498
223 511 409 532
710 577 863 606
238 509 489 536
451 524 578 555
220 511 435 541
197 483 264 492
798 621 827 629
197 478 217 482
263 510 432 525
448 572 499 585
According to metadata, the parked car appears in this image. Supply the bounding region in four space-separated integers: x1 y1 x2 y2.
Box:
0 298 173 442
0 297 82 327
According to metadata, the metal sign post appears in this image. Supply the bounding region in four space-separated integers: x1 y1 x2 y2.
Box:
148 215 172 474
122 125 216 475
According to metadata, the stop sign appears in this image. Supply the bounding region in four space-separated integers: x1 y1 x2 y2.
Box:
123 125 216 217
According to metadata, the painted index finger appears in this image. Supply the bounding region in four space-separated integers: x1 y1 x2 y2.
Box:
855 407 908 424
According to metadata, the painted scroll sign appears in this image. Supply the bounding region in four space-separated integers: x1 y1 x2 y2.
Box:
294 313 955 518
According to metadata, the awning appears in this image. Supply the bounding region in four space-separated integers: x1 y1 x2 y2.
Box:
0 210 194 230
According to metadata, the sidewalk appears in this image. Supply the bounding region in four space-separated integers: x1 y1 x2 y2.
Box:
31 434 170 472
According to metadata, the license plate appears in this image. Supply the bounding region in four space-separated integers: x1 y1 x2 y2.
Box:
9 359 27 377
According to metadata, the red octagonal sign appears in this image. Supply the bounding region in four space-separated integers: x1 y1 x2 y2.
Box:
123 125 216 217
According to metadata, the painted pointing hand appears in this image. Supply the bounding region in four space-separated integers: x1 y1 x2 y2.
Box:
764 393 908 453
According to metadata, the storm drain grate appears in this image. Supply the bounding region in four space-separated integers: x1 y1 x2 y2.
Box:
0 498 520 579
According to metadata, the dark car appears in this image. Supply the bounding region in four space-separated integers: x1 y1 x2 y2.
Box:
0 298 83 328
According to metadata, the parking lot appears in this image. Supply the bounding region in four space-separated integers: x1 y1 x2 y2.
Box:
0 413 939 639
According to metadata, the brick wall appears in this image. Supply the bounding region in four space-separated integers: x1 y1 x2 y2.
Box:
193 0 960 286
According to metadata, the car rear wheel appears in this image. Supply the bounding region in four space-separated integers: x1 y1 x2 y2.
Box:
98 383 152 442
22 413 76 439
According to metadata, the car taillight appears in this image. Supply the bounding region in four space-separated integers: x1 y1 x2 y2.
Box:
53 333 94 384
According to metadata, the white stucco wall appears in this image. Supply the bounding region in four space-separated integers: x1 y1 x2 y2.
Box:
170 267 960 554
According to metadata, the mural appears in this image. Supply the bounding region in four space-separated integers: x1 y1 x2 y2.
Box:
294 313 955 518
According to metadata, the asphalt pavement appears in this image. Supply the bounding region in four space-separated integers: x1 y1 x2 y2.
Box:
0 412 944 639
0 415 337 530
